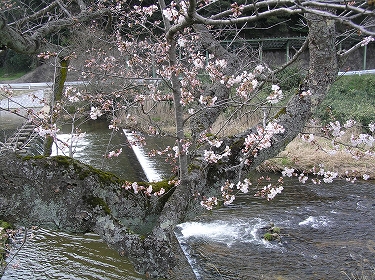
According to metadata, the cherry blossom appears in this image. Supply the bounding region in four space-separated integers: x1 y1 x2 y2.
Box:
34 124 59 138
360 36 374 46
368 122 375 133
243 122 285 157
200 196 218 210
281 167 295 177
106 148 122 158
267 85 283 104
90 106 103 120
363 174 370 180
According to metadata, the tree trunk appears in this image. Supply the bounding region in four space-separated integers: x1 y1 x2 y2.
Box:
44 56 70 156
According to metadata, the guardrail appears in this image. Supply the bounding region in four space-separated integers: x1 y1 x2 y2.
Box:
0 81 87 90
338 69 375 76
1 69 374 90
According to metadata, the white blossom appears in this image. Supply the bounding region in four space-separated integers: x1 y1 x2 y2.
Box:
298 173 308 183
369 122 375 133
363 174 370 180
323 171 338 183
360 36 374 46
282 167 295 177
301 133 314 143
90 106 103 120
328 121 345 137
267 85 283 104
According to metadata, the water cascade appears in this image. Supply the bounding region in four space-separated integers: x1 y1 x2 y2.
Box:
123 129 162 182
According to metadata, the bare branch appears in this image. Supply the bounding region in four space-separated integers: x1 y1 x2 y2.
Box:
11 1 60 27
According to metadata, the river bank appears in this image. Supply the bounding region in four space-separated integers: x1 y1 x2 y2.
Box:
259 135 375 180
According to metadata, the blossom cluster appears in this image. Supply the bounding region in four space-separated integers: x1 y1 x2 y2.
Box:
162 1 185 24
281 164 371 186
37 51 57 60
122 181 166 197
90 106 103 120
225 70 259 99
242 122 285 157
105 148 122 158
266 85 283 104
172 139 191 158
255 184 284 201
203 139 231 163
0 85 13 96
34 123 59 138
360 36 374 46
200 178 251 210
200 196 218 210
64 86 83 103
350 133 374 147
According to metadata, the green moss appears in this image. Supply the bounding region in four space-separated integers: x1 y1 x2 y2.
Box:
22 155 45 161
137 179 175 193
23 155 123 185
51 156 122 184
272 227 281 234
0 220 12 230
264 232 274 241
85 196 111 215
281 157 292 166
273 107 287 120
188 164 201 172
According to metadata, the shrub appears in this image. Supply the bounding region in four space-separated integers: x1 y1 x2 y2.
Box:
315 75 375 126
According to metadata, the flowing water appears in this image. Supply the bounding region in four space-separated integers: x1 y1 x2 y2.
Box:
1 228 145 280
175 178 375 279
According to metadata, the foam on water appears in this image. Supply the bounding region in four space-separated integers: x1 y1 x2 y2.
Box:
51 133 90 157
298 216 330 228
176 218 275 246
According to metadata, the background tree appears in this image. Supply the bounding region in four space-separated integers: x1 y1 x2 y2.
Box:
1 0 375 278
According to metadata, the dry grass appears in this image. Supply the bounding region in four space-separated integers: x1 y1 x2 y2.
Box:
261 136 375 179
211 109 262 137
121 100 176 135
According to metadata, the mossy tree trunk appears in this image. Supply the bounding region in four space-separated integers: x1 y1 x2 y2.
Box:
43 56 69 156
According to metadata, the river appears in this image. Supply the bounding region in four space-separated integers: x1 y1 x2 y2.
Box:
175 176 375 279
1 113 375 279
1 228 145 280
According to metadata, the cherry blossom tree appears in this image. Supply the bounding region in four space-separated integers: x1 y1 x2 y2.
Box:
1 0 375 278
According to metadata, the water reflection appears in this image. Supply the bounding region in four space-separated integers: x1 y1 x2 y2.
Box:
2 228 146 280
53 120 174 181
